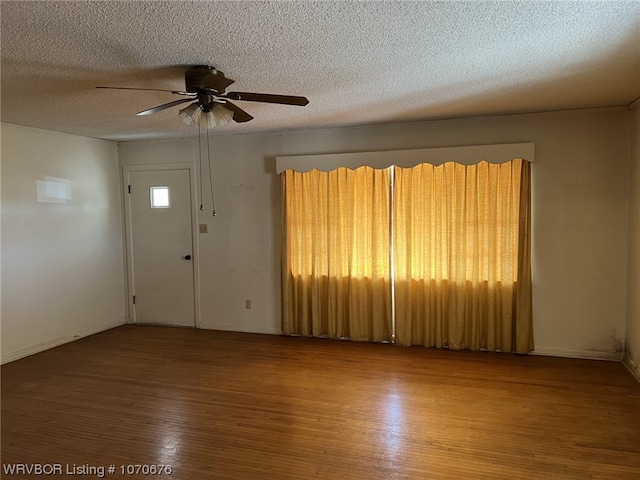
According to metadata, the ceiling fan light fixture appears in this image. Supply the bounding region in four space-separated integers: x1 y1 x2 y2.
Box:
206 104 233 127
179 102 201 127
180 102 232 129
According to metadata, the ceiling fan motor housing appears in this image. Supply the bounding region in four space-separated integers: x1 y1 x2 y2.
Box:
185 65 223 93
197 93 216 112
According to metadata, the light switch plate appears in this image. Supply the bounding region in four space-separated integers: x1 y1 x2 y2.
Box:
199 224 208 234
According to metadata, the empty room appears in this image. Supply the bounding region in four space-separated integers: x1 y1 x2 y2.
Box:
1 1 639 479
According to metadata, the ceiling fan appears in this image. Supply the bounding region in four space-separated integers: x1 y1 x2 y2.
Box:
96 65 309 125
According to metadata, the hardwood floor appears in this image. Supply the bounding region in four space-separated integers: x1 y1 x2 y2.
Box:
2 325 639 479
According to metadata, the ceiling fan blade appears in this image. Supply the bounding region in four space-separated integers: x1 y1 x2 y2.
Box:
96 86 192 96
202 73 235 92
222 101 254 123
136 97 194 116
223 92 309 106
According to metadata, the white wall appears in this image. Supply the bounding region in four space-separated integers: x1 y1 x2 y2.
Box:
119 107 631 359
1 123 126 363
625 104 640 379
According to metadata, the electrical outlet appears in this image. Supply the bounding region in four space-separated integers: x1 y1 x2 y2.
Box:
245 299 252 309
199 224 208 234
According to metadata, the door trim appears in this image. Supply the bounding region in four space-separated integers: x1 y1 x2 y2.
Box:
122 163 201 328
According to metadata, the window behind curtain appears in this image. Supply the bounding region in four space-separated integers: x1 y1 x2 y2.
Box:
281 159 532 353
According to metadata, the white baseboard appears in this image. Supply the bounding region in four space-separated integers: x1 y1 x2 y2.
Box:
199 322 282 336
531 346 622 361
622 354 640 383
1 317 127 364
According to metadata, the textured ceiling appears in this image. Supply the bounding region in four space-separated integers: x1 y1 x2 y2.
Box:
1 1 639 142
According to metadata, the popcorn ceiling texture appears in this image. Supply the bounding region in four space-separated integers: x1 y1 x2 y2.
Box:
1 1 639 141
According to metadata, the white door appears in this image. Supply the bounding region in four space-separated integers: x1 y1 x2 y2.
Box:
128 168 196 327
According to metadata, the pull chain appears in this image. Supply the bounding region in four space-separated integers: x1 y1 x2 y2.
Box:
198 119 203 211
206 125 217 216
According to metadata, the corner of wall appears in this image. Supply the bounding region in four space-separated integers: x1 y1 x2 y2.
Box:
624 102 640 383
623 353 640 383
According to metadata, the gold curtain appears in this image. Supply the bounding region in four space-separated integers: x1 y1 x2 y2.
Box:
281 167 392 342
393 160 533 353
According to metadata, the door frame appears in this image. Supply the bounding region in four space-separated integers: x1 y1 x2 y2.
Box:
122 163 201 328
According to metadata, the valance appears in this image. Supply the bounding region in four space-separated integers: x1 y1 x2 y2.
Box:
275 143 534 173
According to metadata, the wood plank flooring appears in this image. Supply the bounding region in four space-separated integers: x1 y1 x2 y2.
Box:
2 325 639 479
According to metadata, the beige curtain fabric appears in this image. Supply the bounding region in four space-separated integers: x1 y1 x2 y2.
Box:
281 167 392 342
393 160 533 353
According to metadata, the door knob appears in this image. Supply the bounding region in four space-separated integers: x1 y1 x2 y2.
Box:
184 255 192 260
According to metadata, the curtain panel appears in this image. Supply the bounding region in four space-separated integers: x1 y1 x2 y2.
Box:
393 160 532 353
281 167 393 342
